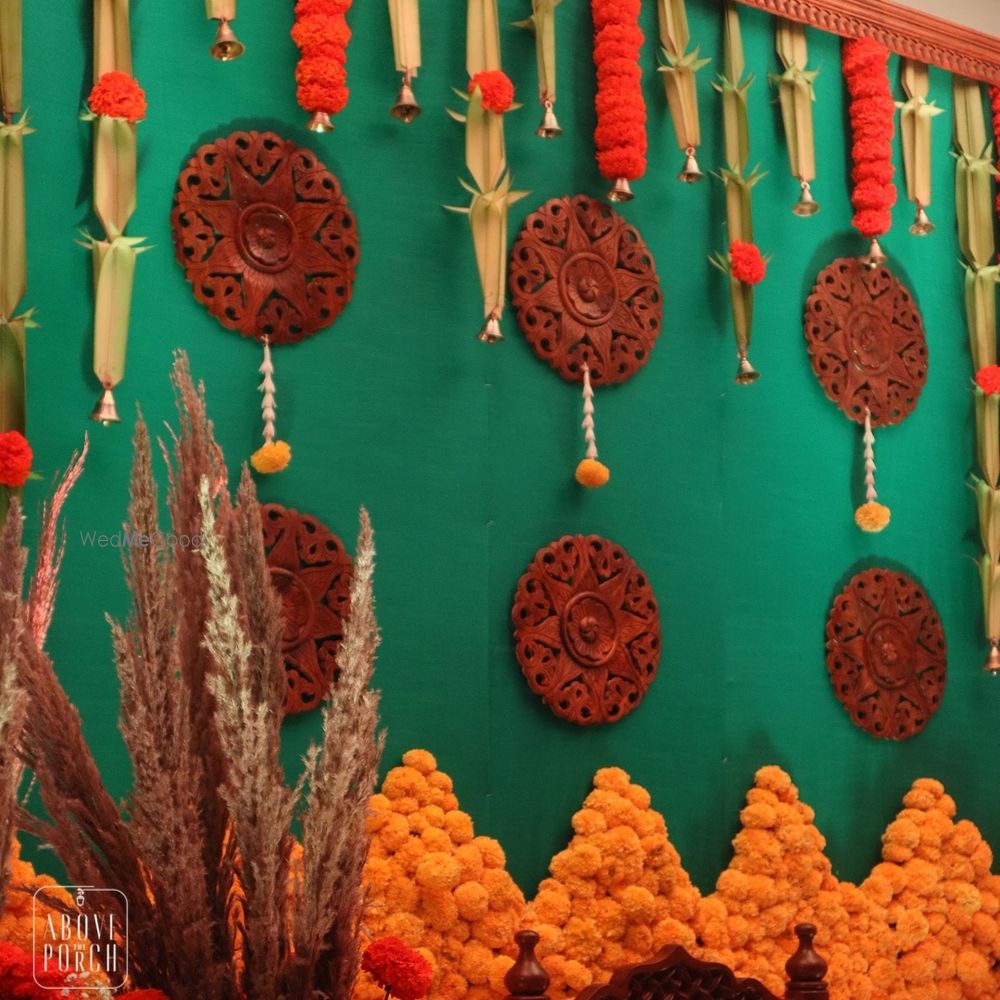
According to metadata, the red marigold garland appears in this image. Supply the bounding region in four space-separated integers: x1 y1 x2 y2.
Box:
291 0 353 132
842 38 896 257
362 937 433 1000
990 86 1000 224
590 0 647 201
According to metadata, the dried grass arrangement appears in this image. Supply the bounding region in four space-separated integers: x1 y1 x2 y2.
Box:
0 352 384 1000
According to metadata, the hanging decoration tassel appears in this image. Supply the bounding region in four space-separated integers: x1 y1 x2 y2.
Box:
954 77 1000 672
854 409 890 532
445 0 527 344
712 2 766 383
206 0 244 61
516 1 562 139
250 338 291 474
388 0 421 121
772 19 819 215
575 364 609 488
656 0 708 182
842 38 896 267
899 60 942 235
292 0 353 132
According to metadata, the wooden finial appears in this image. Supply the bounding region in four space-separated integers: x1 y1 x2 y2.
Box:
504 930 550 1000
785 923 829 1000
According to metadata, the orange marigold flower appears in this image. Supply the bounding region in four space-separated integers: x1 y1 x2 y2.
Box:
402 749 438 774
415 852 461 891
454 881 490 922
88 70 147 122
729 241 767 285
468 70 515 113
0 430 33 487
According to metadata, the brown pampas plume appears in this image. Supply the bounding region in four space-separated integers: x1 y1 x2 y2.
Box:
3 352 383 1000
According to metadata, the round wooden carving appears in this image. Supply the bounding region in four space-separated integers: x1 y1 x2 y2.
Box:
171 130 359 345
261 503 353 714
509 194 662 385
804 257 927 426
511 534 661 725
825 568 946 740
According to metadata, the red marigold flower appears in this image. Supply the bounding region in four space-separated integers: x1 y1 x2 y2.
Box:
124 992 172 1000
468 70 515 114
87 70 147 123
0 430 33 487
729 241 767 285
0 940 71 998
362 937 433 1000
976 365 1000 396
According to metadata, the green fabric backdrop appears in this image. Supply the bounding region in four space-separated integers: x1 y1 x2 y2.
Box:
14 0 998 897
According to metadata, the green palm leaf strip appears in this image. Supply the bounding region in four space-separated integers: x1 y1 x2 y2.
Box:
0 0 23 118
388 0 421 76
206 0 236 20
515 0 560 110
771 19 817 186
656 0 708 156
898 60 943 215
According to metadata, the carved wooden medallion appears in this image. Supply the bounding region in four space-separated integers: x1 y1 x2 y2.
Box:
509 194 662 385
512 534 660 725
261 503 352 714
804 257 927 426
826 568 946 740
172 130 359 345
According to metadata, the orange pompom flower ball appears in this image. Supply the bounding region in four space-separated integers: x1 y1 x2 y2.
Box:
729 242 767 285
855 500 891 532
468 71 515 114
87 71 147 123
575 458 610 489
975 364 1000 395
250 440 291 474
0 430 33 487
363 937 433 1000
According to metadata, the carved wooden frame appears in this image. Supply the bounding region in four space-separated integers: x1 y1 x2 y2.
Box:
734 0 1000 84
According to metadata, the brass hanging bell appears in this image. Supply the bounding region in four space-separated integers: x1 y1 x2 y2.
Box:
863 237 886 269
607 177 633 202
477 316 503 344
90 387 120 426
307 110 334 133
735 353 759 384
677 147 703 183
985 639 1000 674
792 180 820 217
536 101 562 139
210 18 245 61
909 203 934 236
390 78 421 123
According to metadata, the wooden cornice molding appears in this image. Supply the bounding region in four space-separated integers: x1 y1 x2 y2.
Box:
734 0 1000 84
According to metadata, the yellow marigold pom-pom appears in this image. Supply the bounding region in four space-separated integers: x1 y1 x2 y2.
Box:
575 458 610 488
250 439 291 473
855 500 890 532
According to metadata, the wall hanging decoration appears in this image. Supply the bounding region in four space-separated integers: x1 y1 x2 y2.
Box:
85 0 149 426
261 502 353 715
825 567 946 740
898 61 942 235
511 534 661 725
509 193 663 485
953 78 1000 671
291 0 353 132
771 20 819 215
711 2 766 383
446 0 526 344
590 0 646 202
517 0 562 138
387 0 421 121
656 0 708 182
171 129 359 471
205 0 244 60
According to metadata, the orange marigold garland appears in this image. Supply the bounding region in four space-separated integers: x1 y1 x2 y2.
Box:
590 0 647 202
292 0 353 132
841 37 896 263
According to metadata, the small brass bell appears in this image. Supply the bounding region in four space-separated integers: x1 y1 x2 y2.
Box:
90 387 120 426
863 237 886 269
390 78 421 123
735 353 759 385
678 147 703 183
985 639 1000 674
792 180 820 217
307 110 334 133
607 177 633 202
535 102 562 139
909 204 934 236
477 316 503 344
210 18 245 61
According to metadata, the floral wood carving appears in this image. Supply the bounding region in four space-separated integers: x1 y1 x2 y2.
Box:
171 130 359 345
804 257 927 427
826 567 946 740
261 503 353 714
509 194 663 385
512 534 660 726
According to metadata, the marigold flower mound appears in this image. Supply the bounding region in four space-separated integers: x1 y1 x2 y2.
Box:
522 767 700 998
358 749 526 1000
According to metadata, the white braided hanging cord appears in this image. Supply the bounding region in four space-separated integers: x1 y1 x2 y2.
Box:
863 407 877 503
259 337 277 445
581 363 598 460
